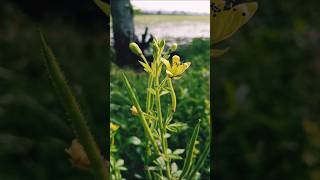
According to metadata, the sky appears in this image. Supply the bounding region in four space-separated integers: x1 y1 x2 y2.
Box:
131 0 210 14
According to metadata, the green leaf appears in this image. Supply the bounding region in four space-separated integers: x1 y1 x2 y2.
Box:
186 142 210 179
116 159 124 167
171 162 178 173
138 60 152 73
166 153 183 160
167 122 188 133
173 149 185 155
160 89 170 96
179 121 201 179
128 136 141 145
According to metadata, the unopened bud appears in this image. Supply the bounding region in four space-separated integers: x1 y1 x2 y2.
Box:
129 42 142 56
172 55 180 64
130 105 139 116
159 40 165 48
65 139 90 170
170 43 178 52
110 122 119 132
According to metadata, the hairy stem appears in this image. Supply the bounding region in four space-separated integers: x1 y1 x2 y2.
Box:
39 31 108 180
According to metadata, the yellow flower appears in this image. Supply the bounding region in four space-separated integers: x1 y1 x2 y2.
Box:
110 122 119 132
161 55 191 79
211 0 258 44
130 105 139 116
65 139 90 170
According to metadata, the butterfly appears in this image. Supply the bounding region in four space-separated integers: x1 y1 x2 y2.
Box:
211 0 258 44
211 0 258 57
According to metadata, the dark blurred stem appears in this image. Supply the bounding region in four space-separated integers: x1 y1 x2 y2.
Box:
39 31 108 180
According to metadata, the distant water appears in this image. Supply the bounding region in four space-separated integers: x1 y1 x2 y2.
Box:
111 14 210 45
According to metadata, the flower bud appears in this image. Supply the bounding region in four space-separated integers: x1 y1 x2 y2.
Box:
110 122 119 132
159 40 165 48
153 43 160 54
172 55 180 64
170 43 178 52
129 42 143 56
65 139 90 170
130 105 139 116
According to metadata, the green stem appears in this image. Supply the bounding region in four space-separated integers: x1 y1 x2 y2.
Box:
121 73 161 155
167 78 176 112
146 75 154 112
145 144 153 180
39 31 108 180
154 61 171 179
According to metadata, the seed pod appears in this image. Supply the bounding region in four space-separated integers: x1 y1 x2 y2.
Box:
129 42 143 56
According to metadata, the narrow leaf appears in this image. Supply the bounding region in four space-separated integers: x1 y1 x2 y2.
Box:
186 142 210 179
179 120 201 179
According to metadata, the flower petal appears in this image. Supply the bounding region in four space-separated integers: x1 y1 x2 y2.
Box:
166 70 174 77
161 58 171 71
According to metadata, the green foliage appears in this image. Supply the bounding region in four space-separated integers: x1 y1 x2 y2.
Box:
214 0 320 179
0 5 107 179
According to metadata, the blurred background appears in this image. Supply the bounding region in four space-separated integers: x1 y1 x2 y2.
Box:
0 0 107 179
2 0 320 179
214 0 320 180
110 0 211 179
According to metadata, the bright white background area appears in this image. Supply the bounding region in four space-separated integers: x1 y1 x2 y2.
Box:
131 0 210 14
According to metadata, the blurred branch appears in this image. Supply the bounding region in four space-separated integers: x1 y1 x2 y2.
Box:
93 0 110 16
39 31 108 180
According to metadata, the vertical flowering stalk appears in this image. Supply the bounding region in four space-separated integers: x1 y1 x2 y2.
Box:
122 39 209 179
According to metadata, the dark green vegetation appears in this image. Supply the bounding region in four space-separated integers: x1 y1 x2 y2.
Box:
0 3 107 180
214 0 320 179
110 39 210 179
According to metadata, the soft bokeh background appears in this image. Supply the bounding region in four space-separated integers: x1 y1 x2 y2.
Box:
214 0 320 179
0 0 107 179
110 0 211 179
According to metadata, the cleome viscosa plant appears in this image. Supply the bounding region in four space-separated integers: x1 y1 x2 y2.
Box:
121 38 210 180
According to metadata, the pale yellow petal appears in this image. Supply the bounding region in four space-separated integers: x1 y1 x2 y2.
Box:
166 70 174 77
161 58 172 71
